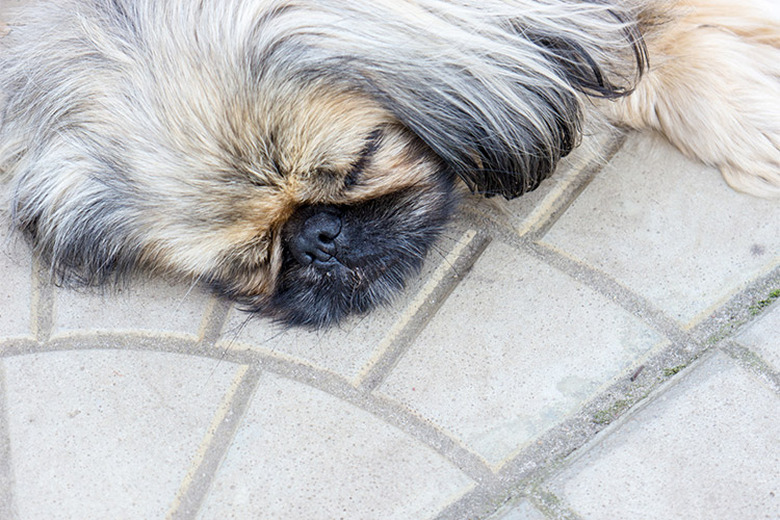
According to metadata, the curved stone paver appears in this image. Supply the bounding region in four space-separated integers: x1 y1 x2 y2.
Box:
2 349 242 519
379 243 665 468
198 372 474 520
52 281 213 339
220 305 401 381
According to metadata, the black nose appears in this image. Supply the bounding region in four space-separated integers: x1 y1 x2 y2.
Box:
286 209 342 266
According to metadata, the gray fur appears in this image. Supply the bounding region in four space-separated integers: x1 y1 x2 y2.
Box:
0 0 647 324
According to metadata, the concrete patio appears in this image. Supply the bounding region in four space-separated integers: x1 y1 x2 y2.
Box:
1 121 779 519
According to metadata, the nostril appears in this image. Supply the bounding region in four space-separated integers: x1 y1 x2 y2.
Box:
307 212 342 241
286 209 343 267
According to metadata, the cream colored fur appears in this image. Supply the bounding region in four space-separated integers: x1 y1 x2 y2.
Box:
608 0 780 196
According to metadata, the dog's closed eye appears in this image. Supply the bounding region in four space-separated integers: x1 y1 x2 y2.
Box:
344 128 383 188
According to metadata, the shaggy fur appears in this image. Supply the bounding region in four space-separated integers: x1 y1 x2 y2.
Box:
0 0 778 327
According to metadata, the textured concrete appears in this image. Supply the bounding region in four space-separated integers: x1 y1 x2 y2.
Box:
549 354 780 520
3 351 241 519
492 501 547 520
542 134 780 326
199 373 474 519
1 121 779 520
379 243 663 467
53 280 212 339
0 211 33 340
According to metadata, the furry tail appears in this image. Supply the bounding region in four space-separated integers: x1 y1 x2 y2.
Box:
606 0 780 197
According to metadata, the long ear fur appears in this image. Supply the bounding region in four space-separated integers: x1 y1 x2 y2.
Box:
274 0 649 198
2 0 647 203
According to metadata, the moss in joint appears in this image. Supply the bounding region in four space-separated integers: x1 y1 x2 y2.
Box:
707 288 780 344
663 365 687 377
749 289 780 316
593 399 632 425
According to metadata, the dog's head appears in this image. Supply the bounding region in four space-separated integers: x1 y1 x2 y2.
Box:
0 0 644 327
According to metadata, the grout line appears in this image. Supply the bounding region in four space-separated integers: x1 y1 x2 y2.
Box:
450 348 737 520
355 229 490 391
0 335 197 359
526 241 691 345
457 130 625 244
433 485 524 520
218 352 498 485
520 132 626 241
166 364 261 520
720 340 780 395
528 489 585 520
1 333 496 509
0 339 38 358
1 241 772 520
366 392 496 485
196 297 233 348
0 363 18 519
682 263 780 331
688 268 780 345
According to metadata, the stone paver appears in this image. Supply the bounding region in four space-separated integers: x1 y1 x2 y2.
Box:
542 133 780 327
463 127 621 237
0 212 33 339
199 373 474 519
379 242 664 467
549 353 780 520
53 280 212 339
736 301 780 371
2 350 242 519
220 305 400 380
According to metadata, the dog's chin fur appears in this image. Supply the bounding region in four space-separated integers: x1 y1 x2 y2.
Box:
1 0 778 328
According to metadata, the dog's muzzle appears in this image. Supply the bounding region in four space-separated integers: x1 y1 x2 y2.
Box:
272 186 455 328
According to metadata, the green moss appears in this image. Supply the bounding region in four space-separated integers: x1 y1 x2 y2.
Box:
749 289 780 316
593 399 632 425
706 288 779 344
663 365 686 377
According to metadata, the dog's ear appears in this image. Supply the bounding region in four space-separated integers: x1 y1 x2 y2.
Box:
349 4 647 199
373 67 584 199
371 73 580 199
